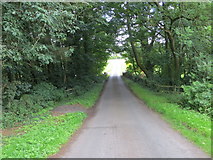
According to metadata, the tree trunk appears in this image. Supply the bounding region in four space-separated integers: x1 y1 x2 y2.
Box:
126 13 150 78
165 29 181 85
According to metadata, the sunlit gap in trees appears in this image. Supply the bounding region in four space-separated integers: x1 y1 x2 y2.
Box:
104 58 126 77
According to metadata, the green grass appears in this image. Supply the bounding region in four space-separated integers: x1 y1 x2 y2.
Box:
2 112 86 158
66 82 105 108
123 78 211 155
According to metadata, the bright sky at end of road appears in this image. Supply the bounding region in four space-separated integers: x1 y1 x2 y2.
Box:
104 59 126 76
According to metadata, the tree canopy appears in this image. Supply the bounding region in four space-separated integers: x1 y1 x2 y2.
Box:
1 2 212 119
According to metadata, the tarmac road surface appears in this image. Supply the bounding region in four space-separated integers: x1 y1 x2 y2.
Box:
51 75 209 158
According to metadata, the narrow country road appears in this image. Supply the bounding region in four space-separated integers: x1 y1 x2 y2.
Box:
52 76 209 158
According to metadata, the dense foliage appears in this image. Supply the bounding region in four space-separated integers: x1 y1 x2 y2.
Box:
112 2 212 84
2 2 113 127
2 3 113 87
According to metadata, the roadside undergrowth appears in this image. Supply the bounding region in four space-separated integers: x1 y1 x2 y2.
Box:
67 82 105 108
123 77 211 155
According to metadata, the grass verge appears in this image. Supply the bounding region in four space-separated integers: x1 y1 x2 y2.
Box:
2 112 86 158
2 80 106 158
123 77 211 155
